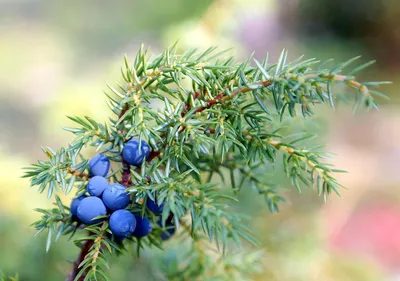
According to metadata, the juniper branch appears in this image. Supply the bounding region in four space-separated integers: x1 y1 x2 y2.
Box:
23 45 390 281
265 138 343 199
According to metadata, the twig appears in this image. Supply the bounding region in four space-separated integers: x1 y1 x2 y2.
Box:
304 73 371 98
119 104 132 187
67 168 89 180
120 156 132 187
67 239 94 281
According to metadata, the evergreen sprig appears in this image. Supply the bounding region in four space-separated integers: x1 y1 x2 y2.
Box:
132 177 257 251
23 147 88 198
23 44 389 280
156 238 263 281
70 222 112 281
32 195 76 252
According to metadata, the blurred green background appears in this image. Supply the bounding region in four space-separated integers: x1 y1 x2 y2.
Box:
1 0 400 280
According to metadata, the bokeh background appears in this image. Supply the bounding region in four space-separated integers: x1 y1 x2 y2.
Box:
1 0 399 280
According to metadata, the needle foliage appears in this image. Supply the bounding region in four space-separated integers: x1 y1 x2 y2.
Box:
23 43 389 280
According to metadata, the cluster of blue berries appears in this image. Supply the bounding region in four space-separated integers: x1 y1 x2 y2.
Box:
69 138 175 241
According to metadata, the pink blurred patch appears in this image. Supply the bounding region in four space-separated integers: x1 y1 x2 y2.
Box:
329 205 400 270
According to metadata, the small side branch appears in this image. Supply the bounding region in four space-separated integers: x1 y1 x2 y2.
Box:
67 168 88 180
304 73 371 98
265 138 342 198
67 238 94 281
266 139 328 179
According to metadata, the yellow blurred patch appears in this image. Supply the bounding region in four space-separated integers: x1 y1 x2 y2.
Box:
0 152 71 223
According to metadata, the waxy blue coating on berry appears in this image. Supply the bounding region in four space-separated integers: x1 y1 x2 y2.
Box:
109 210 136 237
132 215 153 238
70 196 85 216
102 184 130 211
86 176 108 197
146 197 164 214
88 154 110 177
122 138 151 166
77 197 107 225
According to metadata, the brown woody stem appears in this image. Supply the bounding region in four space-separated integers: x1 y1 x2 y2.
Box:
67 168 89 180
67 239 94 281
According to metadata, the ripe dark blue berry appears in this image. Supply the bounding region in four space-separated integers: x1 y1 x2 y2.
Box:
77 197 107 225
122 138 151 166
70 195 86 216
114 235 125 244
102 184 130 211
146 197 164 214
159 219 175 241
132 215 153 238
161 227 175 241
86 176 108 197
88 154 110 177
109 210 136 237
